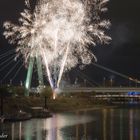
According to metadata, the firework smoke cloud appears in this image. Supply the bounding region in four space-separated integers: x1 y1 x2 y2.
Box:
3 0 111 89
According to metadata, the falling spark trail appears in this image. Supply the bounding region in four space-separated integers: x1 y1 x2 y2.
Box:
57 42 70 88
42 49 54 89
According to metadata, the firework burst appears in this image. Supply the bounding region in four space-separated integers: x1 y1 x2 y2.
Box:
3 0 111 90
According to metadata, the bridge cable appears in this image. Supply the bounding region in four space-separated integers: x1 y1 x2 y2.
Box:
91 62 140 84
0 49 15 60
75 69 100 87
0 54 15 66
1 58 22 82
0 56 16 72
11 62 24 81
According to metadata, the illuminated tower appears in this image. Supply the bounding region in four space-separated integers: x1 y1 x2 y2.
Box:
25 56 44 96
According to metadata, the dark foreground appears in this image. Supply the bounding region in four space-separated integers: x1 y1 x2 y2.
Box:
1 107 140 140
1 93 140 122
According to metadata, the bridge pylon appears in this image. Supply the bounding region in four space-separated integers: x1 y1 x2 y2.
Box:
25 56 44 96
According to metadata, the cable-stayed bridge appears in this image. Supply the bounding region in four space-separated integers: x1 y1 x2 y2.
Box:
0 49 140 92
61 87 140 93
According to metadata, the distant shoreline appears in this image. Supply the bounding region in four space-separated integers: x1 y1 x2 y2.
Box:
1 88 140 122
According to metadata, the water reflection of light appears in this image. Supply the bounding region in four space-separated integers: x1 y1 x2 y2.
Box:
43 113 93 130
24 121 32 140
134 110 138 140
11 122 22 140
9 112 94 139
110 109 114 140
76 111 79 140
44 114 62 140
83 111 87 140
43 112 93 140
103 109 107 140
19 122 22 140
119 110 123 140
37 120 42 140
7 109 140 140
11 123 15 140
129 110 134 140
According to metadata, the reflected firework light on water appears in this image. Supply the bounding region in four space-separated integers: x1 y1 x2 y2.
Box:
3 0 111 91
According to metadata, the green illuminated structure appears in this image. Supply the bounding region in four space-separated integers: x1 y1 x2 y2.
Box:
36 57 44 86
25 56 44 96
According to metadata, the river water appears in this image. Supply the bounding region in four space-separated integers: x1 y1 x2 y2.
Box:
1 107 140 140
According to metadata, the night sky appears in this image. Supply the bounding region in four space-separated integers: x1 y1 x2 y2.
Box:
0 0 140 86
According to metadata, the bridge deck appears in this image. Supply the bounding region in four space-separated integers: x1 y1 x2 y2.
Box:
61 87 140 93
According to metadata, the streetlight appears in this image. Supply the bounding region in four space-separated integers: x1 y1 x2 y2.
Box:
20 81 23 86
84 79 87 87
110 78 113 87
129 80 131 87
135 79 138 87
74 77 78 85
103 77 106 87
10 79 12 85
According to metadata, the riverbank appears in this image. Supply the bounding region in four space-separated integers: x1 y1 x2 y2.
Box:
1 94 140 122
1 95 113 115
